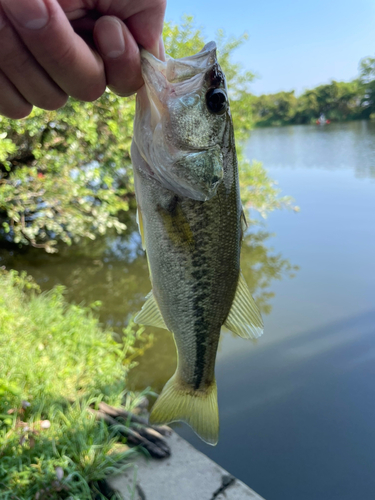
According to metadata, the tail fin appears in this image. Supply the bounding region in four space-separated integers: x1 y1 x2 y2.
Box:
149 374 219 445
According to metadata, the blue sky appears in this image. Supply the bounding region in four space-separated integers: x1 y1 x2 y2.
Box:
165 0 375 95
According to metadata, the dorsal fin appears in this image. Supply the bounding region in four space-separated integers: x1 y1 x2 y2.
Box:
224 272 263 339
134 291 168 330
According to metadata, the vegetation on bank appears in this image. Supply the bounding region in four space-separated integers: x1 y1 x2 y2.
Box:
0 269 151 499
251 55 375 127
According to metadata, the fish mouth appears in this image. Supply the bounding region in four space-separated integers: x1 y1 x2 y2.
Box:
141 42 218 84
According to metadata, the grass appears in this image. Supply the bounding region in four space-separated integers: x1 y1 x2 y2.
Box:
0 269 152 499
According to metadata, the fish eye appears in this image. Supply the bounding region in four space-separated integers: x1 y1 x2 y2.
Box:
206 88 227 115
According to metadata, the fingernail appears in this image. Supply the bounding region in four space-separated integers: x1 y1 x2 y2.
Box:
97 17 125 59
3 0 49 30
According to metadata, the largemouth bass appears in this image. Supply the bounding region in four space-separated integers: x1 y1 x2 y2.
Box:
132 42 263 445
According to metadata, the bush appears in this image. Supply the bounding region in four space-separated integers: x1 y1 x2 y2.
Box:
0 269 151 499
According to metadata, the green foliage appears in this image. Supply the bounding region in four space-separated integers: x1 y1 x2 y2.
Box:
296 80 361 123
252 91 298 127
0 402 137 500
0 269 150 499
0 96 134 253
252 80 363 127
359 55 375 118
163 16 206 58
0 269 148 408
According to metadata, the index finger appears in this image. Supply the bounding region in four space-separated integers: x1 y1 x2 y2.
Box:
1 0 106 101
115 0 166 57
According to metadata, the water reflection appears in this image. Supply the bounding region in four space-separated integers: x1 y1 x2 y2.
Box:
241 228 298 315
246 120 375 178
0 211 297 393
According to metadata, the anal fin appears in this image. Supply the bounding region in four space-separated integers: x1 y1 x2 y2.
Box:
224 271 263 339
134 291 168 330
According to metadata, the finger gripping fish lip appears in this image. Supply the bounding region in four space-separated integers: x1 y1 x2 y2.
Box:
141 41 218 84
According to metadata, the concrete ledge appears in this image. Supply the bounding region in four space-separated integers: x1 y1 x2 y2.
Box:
109 432 265 500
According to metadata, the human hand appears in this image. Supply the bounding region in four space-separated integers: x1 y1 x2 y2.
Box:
0 0 166 119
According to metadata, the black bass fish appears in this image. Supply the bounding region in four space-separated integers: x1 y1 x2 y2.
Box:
132 42 263 445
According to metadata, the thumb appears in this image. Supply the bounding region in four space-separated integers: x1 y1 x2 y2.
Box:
94 16 142 96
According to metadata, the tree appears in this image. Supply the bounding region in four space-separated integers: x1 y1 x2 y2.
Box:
359 55 375 118
0 95 134 252
251 80 362 127
252 91 298 127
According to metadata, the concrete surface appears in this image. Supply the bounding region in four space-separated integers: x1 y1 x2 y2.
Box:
108 432 265 500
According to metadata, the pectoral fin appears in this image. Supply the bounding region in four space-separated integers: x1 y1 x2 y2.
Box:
224 272 263 339
134 291 168 330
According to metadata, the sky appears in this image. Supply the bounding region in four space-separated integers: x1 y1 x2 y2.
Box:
165 0 375 95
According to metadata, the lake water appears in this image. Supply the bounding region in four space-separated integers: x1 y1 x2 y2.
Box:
1 121 375 500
